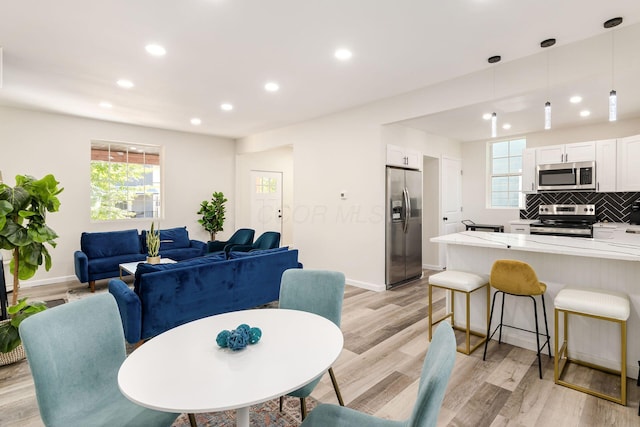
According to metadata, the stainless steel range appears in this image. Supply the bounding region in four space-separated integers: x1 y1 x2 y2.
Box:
530 204 596 237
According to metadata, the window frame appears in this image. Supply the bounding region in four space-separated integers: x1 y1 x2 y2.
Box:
487 138 526 210
89 140 164 223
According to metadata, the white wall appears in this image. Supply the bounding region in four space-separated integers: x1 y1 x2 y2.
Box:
235 146 294 246
0 106 235 286
461 116 640 228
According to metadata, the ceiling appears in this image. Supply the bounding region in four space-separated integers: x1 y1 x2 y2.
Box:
1 1 640 140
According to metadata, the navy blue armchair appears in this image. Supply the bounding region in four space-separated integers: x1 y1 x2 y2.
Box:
206 228 255 253
227 231 280 254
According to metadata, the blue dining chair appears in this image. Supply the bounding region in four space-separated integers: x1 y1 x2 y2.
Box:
19 293 179 427
300 322 456 427
278 269 346 419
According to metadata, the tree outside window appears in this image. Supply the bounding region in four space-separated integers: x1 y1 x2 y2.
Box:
90 141 161 221
490 138 526 208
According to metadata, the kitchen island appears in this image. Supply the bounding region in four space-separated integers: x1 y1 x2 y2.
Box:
431 230 640 379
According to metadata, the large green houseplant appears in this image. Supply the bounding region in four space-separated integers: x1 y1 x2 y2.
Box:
0 174 63 305
197 192 227 241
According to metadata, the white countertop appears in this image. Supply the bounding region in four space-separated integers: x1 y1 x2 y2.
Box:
431 230 640 262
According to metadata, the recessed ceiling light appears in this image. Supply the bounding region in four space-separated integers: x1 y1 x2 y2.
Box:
190 118 202 125
580 110 591 117
334 48 353 61
570 95 582 104
482 113 492 120
117 79 134 89
264 82 280 92
502 123 512 130
145 44 166 57
220 103 233 111
99 101 112 109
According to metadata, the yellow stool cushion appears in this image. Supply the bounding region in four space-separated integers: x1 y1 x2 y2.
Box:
429 271 489 292
490 259 546 295
554 287 630 321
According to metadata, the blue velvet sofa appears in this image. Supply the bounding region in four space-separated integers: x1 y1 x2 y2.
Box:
74 227 206 292
108 248 301 344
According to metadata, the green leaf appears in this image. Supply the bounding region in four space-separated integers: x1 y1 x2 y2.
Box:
7 298 28 315
0 221 31 246
0 322 21 353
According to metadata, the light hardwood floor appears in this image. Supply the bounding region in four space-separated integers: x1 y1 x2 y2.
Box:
1 273 638 426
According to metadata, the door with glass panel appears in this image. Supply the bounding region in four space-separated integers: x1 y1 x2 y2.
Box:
250 171 283 237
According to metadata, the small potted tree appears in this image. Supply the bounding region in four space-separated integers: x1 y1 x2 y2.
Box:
0 173 61 364
197 192 227 241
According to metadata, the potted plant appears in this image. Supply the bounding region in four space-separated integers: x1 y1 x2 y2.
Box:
146 222 161 264
197 192 228 241
0 297 47 365
0 174 63 305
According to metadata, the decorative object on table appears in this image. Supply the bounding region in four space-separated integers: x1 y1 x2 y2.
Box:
145 222 161 264
216 323 262 351
0 297 47 365
0 174 63 305
197 191 227 241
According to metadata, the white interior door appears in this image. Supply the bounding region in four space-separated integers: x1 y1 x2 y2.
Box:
440 156 462 268
250 171 283 237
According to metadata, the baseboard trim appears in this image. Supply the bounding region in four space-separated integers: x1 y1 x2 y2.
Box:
346 278 386 292
423 263 443 271
17 275 77 289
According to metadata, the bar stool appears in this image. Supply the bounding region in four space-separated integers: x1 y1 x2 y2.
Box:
428 270 490 355
554 287 630 405
482 260 551 379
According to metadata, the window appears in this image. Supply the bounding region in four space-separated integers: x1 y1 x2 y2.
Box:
90 141 162 221
489 138 526 208
254 176 277 194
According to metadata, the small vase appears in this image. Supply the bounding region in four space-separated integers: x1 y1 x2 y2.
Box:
147 256 161 264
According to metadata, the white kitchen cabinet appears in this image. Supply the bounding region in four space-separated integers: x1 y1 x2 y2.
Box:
536 141 595 165
616 134 640 191
595 139 616 192
386 144 421 170
521 148 537 193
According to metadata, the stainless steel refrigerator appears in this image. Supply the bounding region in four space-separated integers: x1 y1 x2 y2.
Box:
385 166 422 289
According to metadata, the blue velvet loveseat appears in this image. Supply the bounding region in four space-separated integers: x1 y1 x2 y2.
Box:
74 227 206 292
108 248 302 344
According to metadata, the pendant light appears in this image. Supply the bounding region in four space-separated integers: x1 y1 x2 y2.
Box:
604 17 623 122
488 55 501 138
541 38 556 130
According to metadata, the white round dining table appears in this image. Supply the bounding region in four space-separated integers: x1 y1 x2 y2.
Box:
118 308 343 427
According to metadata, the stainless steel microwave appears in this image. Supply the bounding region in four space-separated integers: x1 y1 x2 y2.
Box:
537 161 596 191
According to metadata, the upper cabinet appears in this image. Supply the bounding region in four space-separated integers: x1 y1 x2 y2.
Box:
536 141 595 165
616 135 640 191
521 148 537 194
595 139 616 192
386 144 422 170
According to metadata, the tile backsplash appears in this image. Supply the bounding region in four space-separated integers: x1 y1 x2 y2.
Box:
521 192 640 223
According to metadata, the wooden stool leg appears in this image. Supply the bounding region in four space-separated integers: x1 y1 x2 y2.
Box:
428 284 433 341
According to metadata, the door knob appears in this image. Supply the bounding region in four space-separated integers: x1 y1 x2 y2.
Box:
443 217 448 221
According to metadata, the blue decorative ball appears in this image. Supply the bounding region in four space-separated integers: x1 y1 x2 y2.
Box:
216 330 231 348
237 324 251 334
227 329 248 351
236 324 250 342
249 327 262 344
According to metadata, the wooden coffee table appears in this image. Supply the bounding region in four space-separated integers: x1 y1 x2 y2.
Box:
118 258 176 279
